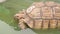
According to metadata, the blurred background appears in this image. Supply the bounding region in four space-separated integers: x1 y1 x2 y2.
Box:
0 0 60 34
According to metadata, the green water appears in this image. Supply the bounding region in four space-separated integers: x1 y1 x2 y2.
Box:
0 0 60 34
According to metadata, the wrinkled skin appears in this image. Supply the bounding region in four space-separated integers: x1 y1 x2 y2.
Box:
14 9 27 29
14 9 34 29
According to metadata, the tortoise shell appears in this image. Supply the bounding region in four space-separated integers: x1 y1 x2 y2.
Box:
14 1 60 29
26 1 60 19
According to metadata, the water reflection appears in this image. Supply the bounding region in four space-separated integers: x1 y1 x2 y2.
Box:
0 20 36 34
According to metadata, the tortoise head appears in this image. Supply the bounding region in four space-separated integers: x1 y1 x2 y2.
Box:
14 9 26 20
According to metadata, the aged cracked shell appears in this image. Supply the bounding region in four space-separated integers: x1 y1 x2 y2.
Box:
14 1 60 29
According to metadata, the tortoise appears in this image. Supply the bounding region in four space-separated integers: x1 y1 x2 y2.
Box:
14 1 60 30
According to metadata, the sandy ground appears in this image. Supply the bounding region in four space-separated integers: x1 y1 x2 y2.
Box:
0 0 6 3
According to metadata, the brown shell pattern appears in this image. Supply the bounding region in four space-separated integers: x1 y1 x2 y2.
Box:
26 1 60 19
25 1 60 29
15 1 60 29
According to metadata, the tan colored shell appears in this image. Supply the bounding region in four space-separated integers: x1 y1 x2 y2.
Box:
26 1 60 19
14 1 60 29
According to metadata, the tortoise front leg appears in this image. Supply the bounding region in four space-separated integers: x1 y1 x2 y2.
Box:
18 19 27 30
